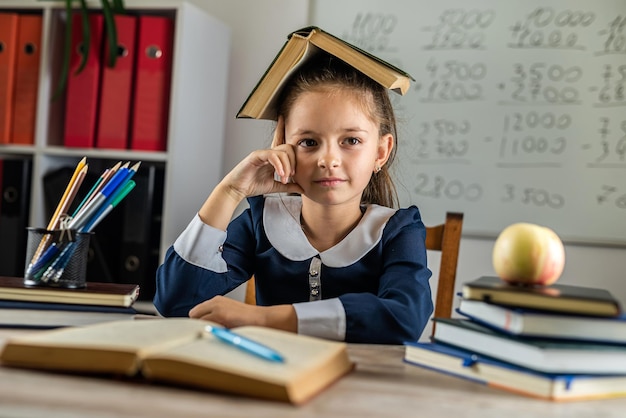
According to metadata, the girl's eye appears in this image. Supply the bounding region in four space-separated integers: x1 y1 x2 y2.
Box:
298 138 317 147
344 137 361 145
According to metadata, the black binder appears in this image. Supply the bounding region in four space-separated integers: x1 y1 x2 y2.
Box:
117 164 164 300
0 158 32 276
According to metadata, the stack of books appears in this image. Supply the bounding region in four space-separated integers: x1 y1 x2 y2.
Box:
404 276 626 401
0 276 140 329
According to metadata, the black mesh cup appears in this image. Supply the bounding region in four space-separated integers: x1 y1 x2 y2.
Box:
23 227 92 289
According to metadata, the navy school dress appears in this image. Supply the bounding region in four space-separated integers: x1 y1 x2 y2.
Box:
154 194 433 344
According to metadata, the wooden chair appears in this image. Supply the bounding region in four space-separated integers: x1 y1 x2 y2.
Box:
426 212 464 321
245 212 464 326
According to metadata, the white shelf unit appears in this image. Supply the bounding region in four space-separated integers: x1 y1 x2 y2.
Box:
0 0 231 264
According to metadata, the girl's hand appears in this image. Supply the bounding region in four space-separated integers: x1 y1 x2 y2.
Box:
198 116 303 231
189 296 263 328
221 116 303 200
189 295 297 332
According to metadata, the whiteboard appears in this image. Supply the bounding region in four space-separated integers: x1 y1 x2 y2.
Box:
311 0 626 246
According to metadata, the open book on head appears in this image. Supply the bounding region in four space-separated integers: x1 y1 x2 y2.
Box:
0 318 353 405
237 26 413 120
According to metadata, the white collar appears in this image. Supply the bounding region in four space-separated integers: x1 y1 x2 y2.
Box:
263 195 396 267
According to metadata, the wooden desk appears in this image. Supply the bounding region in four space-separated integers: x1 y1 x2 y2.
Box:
0 329 624 417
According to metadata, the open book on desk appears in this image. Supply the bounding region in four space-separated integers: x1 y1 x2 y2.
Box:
0 318 353 404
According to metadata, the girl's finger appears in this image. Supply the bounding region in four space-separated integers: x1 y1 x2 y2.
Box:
270 116 285 148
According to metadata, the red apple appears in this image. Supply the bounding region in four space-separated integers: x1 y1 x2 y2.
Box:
492 223 565 286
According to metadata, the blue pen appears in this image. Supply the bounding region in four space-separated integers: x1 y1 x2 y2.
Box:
47 179 139 281
68 165 130 230
205 325 285 363
25 242 63 279
83 180 136 232
41 243 75 282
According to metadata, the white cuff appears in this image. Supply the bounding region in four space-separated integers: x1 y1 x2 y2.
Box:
173 214 228 273
293 298 346 341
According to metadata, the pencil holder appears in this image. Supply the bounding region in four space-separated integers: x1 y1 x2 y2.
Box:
23 227 92 289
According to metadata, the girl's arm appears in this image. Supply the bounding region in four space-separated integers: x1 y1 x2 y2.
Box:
198 116 303 231
188 296 297 332
338 209 433 344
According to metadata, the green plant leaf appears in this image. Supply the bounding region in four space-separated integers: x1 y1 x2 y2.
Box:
44 0 126 100
111 0 125 13
74 0 90 74
51 0 74 100
101 0 118 68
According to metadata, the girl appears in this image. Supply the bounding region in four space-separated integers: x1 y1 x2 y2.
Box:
154 56 433 344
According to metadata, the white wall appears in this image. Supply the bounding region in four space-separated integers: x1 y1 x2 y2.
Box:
193 0 626 307
190 0 310 300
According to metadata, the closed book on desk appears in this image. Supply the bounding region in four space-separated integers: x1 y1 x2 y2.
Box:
462 276 621 317
11 14 43 145
129 16 174 151
457 298 626 344
0 299 136 329
432 318 626 375
0 318 354 405
95 15 137 150
0 13 19 144
0 276 139 308
0 158 32 277
63 13 104 148
404 341 626 401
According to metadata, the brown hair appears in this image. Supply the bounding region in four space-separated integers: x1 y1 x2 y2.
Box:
277 55 399 208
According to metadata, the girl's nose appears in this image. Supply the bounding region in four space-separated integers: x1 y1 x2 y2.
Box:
318 156 340 169
318 146 340 169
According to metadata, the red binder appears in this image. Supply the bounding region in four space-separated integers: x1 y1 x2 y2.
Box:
95 15 137 150
63 13 104 148
130 16 174 152
0 13 19 144
11 14 43 145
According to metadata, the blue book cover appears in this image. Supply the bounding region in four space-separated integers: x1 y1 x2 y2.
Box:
0 299 137 329
432 318 626 374
404 341 626 401
457 298 626 344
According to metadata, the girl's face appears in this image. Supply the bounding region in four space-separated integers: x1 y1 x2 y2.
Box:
284 90 393 208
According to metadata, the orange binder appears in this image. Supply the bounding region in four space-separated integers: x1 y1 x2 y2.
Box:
95 15 137 150
63 13 104 148
11 14 43 145
129 16 174 152
0 13 19 144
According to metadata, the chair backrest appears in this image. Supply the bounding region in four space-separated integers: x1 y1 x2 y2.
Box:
244 212 464 330
426 212 464 321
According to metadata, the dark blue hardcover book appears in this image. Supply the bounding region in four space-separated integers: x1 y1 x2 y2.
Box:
456 298 626 344
432 317 626 374
404 341 626 401
0 299 137 329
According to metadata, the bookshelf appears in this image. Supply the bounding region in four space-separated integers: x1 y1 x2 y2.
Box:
0 1 231 292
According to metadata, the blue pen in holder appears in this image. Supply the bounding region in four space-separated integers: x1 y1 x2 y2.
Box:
23 227 92 289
